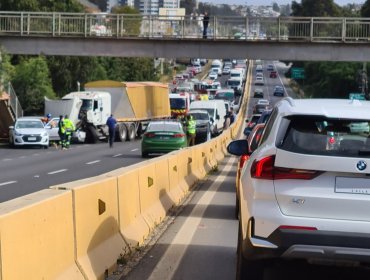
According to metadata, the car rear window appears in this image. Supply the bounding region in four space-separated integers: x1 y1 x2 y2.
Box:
147 122 180 132
278 115 370 157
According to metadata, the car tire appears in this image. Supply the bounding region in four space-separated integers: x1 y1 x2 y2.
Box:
236 222 265 280
142 151 149 158
235 195 240 220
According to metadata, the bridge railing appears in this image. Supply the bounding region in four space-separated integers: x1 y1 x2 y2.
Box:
1 12 370 42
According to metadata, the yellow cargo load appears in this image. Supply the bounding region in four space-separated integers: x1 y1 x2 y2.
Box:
84 80 170 122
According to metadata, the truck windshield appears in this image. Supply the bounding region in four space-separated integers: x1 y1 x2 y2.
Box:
81 99 93 111
170 98 186 109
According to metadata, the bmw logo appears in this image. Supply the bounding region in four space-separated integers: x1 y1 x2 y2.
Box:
357 160 367 171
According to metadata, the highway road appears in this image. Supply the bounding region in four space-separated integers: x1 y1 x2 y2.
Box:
0 140 143 202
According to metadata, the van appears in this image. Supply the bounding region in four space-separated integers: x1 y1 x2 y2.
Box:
190 100 227 136
211 59 223 76
230 69 245 81
227 77 243 95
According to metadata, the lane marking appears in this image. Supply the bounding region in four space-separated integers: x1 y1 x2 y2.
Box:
0 181 17 187
131 148 139 152
86 160 100 165
3 158 12 161
113 154 122 158
48 169 68 175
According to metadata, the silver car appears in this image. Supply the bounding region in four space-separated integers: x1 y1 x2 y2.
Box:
9 117 49 148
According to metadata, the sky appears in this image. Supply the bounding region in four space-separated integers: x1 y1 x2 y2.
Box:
203 0 365 6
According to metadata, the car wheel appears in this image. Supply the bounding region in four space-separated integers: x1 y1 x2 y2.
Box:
235 195 240 220
142 151 149 158
236 223 265 280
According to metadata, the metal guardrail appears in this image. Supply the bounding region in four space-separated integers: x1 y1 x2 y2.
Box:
1 12 370 42
7 82 23 119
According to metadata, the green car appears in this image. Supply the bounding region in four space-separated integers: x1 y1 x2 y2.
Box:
141 121 187 157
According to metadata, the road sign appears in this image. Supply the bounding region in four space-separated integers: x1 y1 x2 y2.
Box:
291 67 305 79
349 92 366 100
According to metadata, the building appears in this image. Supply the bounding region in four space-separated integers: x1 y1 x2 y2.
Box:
137 0 179 14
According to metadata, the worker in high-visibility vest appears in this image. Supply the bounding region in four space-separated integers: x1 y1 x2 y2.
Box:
62 115 75 150
186 115 196 146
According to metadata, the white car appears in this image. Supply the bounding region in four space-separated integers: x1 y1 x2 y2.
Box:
222 66 231 75
256 99 269 106
45 117 86 143
254 76 264 86
208 72 218 80
228 98 370 278
9 117 49 148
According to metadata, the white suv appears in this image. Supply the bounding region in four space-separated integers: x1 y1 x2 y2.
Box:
228 97 370 278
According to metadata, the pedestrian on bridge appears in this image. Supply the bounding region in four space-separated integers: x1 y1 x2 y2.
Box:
203 12 209 39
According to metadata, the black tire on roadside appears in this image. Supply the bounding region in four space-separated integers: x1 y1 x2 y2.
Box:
236 222 265 280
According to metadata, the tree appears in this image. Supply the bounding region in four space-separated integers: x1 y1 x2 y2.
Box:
12 57 56 115
47 56 107 97
272 3 280 13
361 0 370 17
180 0 197 15
291 0 341 17
112 5 141 36
0 49 15 87
0 0 83 12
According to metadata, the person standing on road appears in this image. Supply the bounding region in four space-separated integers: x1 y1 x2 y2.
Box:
186 115 196 146
223 113 231 129
203 12 209 39
106 114 117 148
62 115 75 150
56 115 64 149
229 107 236 125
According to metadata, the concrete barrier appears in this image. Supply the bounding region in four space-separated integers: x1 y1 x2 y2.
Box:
52 175 126 280
0 189 84 280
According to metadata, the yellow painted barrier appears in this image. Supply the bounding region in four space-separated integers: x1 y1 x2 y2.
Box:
107 166 150 250
0 189 84 280
176 148 197 193
52 175 126 280
167 152 187 204
137 158 169 230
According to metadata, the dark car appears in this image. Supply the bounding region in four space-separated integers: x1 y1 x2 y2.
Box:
188 110 212 144
269 71 277 78
273 85 285 96
254 88 264 98
243 114 261 137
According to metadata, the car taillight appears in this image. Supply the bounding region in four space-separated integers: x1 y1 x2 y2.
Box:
248 122 255 128
172 133 185 138
251 155 321 180
328 137 335 144
144 132 156 138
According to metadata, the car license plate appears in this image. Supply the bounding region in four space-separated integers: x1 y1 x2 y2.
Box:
159 136 170 140
28 137 37 141
335 177 370 195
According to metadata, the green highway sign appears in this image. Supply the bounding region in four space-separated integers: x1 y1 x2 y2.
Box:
291 67 305 79
349 92 366 100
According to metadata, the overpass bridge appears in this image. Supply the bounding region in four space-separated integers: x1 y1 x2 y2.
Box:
1 12 370 61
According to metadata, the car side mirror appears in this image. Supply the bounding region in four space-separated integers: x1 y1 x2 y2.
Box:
216 115 220 120
227 139 249 156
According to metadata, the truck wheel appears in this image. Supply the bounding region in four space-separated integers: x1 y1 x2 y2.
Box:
117 124 127 142
86 126 98 144
127 124 136 141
